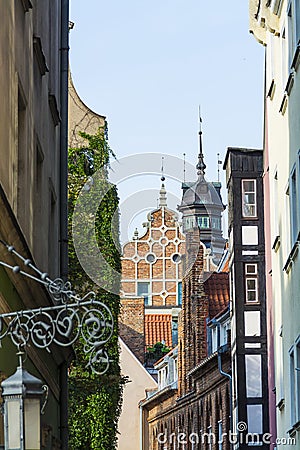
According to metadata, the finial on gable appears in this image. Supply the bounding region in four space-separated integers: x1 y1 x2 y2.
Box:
159 156 167 207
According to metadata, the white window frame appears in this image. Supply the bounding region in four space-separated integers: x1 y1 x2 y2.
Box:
245 277 258 303
197 216 210 229
287 0 296 67
273 168 280 240
137 281 151 306
295 337 300 423
289 166 298 245
242 179 257 218
207 425 212 450
245 263 257 275
218 420 223 450
211 326 218 354
289 346 296 425
281 23 288 88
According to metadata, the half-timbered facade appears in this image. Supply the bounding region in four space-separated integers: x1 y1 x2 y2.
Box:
224 147 269 448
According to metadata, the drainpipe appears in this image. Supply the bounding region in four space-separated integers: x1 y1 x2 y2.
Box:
211 319 233 448
217 345 233 439
139 404 143 450
59 1 69 448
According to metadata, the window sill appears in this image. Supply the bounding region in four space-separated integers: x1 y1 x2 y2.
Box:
285 70 295 96
279 93 288 115
283 232 300 273
21 0 32 12
272 235 280 252
267 79 275 100
287 419 300 437
276 397 284 410
245 301 261 306
291 42 300 72
33 36 49 76
48 94 61 127
279 70 295 115
242 214 258 220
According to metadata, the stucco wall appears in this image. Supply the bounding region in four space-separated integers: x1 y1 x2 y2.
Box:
118 338 157 450
68 71 106 148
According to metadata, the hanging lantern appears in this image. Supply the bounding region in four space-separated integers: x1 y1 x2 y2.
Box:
1 358 44 450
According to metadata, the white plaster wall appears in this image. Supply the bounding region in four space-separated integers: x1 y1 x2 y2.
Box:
118 338 157 450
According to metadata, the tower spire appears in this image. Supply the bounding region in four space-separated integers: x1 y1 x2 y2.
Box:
196 106 206 178
159 156 167 207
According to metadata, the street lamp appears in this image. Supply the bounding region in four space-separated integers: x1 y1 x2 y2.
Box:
1 353 44 450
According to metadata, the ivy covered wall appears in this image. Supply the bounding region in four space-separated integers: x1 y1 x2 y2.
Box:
68 129 124 449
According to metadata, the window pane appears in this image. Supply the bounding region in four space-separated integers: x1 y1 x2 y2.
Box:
246 278 257 302
244 311 261 336
247 291 257 302
8 400 20 448
242 180 256 217
245 193 255 204
178 282 182 306
247 279 256 290
247 404 263 434
137 282 149 295
245 355 262 397
137 282 150 305
243 180 255 192
198 216 210 229
242 226 258 245
246 264 257 274
297 343 300 421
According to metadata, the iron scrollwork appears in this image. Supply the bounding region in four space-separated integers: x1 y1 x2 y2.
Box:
0 241 114 375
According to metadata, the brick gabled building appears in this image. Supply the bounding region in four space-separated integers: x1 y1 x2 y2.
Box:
119 182 186 363
139 245 231 450
224 147 269 448
139 134 231 450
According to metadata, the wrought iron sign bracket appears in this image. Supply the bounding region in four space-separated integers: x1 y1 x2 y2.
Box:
0 240 114 374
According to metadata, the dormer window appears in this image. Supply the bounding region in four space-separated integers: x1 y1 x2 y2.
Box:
211 217 221 230
197 216 210 229
183 216 196 231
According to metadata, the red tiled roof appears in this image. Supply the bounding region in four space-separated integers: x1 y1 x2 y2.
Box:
204 272 230 319
221 257 229 273
145 314 173 348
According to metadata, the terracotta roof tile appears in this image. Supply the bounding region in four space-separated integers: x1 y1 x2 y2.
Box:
221 257 229 273
145 314 173 348
204 272 230 319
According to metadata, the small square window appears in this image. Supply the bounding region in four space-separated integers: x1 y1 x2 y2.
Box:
246 264 257 275
137 282 151 305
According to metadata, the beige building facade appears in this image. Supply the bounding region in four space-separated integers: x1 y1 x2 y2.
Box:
250 1 300 447
118 338 157 450
0 0 70 447
68 71 106 148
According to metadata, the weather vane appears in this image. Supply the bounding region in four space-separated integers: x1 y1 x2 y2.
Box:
161 156 165 182
217 153 222 182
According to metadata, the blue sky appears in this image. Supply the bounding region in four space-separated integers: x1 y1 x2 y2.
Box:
69 1 264 242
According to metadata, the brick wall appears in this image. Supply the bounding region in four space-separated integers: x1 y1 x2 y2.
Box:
121 206 185 307
119 297 145 363
143 353 231 450
178 228 209 396
141 220 231 449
